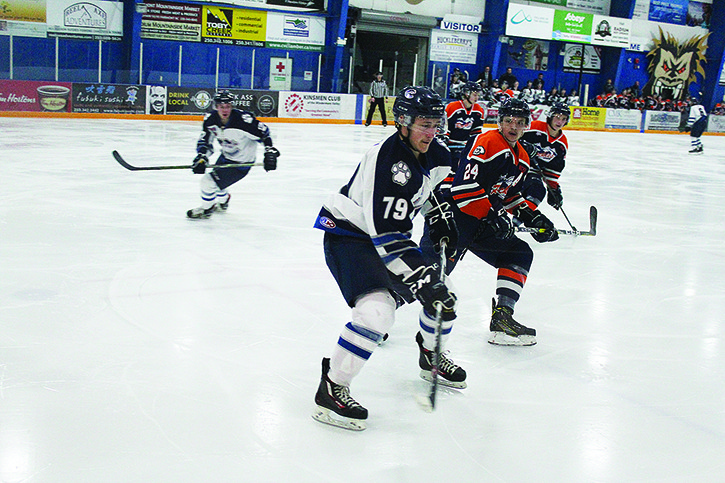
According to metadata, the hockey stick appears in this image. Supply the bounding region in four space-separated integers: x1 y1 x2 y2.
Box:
516 205 597 237
112 150 262 171
559 206 576 231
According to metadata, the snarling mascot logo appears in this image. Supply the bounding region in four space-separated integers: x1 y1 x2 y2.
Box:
643 27 709 101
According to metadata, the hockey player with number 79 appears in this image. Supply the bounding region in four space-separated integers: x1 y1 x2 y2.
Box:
186 90 280 219
311 86 465 431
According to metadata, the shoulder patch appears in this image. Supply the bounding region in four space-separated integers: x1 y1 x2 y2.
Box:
391 161 412 186
241 113 254 123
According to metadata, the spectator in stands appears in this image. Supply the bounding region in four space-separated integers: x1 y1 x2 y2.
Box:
532 72 545 90
520 80 535 104
477 66 493 88
629 80 642 98
603 79 615 95
499 67 517 90
450 70 465 99
567 89 580 106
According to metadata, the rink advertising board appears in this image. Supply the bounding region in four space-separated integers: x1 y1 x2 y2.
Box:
643 110 681 131
279 92 357 120
0 80 73 112
569 106 606 130
47 0 124 41
163 87 278 117
708 116 725 134
140 1 202 42
604 108 642 130
72 83 146 114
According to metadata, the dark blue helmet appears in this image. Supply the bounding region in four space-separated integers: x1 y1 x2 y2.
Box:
393 86 445 127
214 90 236 106
547 102 570 123
461 81 482 99
498 98 531 124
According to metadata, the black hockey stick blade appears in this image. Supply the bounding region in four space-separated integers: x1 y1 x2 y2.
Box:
588 205 597 236
112 150 262 171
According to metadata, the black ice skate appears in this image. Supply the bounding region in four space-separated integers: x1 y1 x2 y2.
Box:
489 298 537 346
689 146 703 155
186 206 215 219
416 332 467 389
312 357 367 431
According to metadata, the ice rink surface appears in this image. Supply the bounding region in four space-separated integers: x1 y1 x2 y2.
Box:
2 116 725 482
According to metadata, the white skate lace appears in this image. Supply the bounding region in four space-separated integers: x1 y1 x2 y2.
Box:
438 351 460 374
334 385 362 408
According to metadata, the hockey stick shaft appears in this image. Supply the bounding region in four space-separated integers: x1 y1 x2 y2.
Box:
428 239 447 410
112 150 262 171
559 206 576 231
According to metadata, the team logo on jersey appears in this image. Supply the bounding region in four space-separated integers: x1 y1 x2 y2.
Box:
537 146 556 163
454 118 474 130
471 146 485 157
318 216 336 229
491 174 517 198
391 161 412 185
242 113 254 123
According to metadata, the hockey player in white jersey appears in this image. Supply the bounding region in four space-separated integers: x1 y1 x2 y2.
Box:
312 86 464 430
187 90 280 219
687 94 707 155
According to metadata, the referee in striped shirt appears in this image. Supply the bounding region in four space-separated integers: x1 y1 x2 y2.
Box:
365 72 389 127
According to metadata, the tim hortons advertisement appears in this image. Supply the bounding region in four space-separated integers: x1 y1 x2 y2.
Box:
72 83 146 114
0 80 73 112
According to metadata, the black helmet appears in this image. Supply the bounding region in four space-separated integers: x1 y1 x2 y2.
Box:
461 81 482 98
214 90 236 106
393 86 445 127
498 98 531 124
547 102 570 123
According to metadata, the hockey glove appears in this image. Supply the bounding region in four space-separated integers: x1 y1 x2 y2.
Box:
514 206 559 243
485 206 514 240
192 153 208 174
403 265 456 321
264 147 280 172
546 186 564 210
426 199 458 258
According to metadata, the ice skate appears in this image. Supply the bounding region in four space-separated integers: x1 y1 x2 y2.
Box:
312 357 367 431
416 332 467 389
689 145 703 155
489 299 537 346
186 206 215 219
214 194 231 212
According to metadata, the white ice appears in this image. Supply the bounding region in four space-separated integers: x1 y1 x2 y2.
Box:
2 117 725 482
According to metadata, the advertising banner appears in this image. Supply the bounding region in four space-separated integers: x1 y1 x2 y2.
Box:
72 83 146 114
279 92 357 120
266 0 324 10
506 4 555 41
562 44 601 73
569 106 606 130
163 87 278 117
708 115 725 134
201 6 266 46
0 0 47 37
643 110 681 131
430 29 478 64
605 108 643 130
591 15 630 47
648 0 688 25
552 10 593 43
507 38 549 70
265 12 325 51
141 1 202 42
47 0 123 41
567 0 612 15
0 80 73 112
